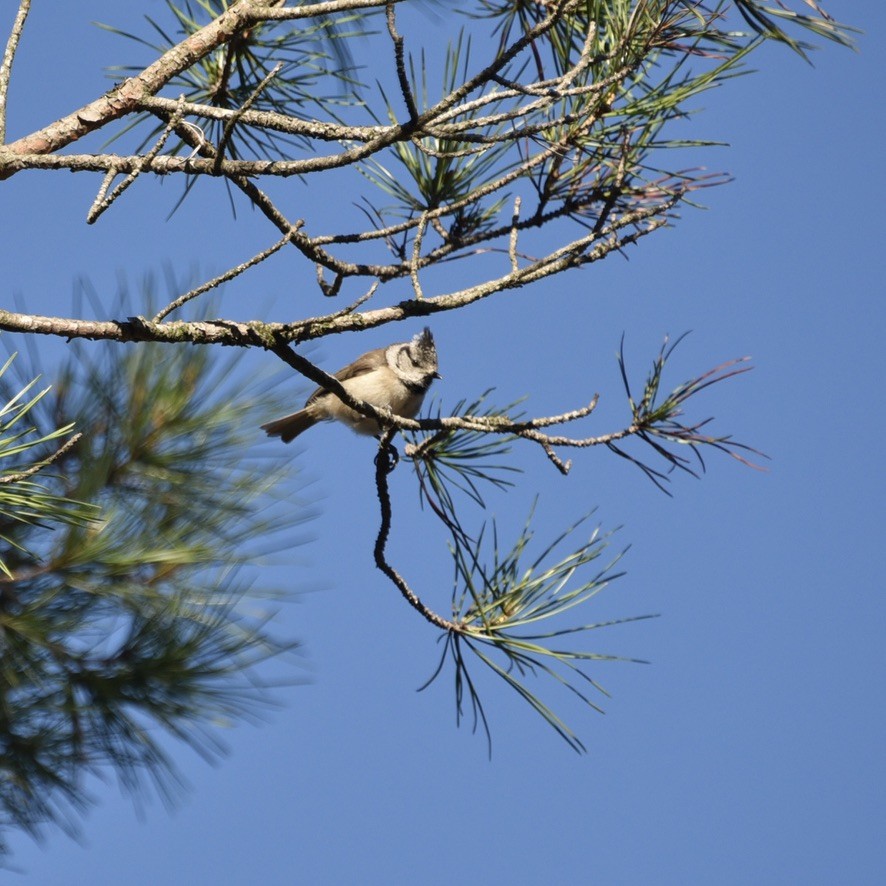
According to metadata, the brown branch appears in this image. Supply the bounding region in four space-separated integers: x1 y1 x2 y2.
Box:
0 0 274 171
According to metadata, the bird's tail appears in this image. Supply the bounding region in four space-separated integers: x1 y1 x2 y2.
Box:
260 408 317 443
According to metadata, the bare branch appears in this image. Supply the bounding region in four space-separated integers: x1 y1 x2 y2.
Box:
213 61 283 174
509 196 522 273
258 0 396 19
0 200 674 351
409 211 429 300
0 0 276 168
385 1 418 123
136 95 387 142
152 224 304 322
0 0 31 145
87 97 188 224
0 433 82 486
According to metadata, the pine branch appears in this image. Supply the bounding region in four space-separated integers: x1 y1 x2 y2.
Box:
0 290 310 851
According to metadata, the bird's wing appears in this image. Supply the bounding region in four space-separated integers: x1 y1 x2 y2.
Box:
304 347 388 406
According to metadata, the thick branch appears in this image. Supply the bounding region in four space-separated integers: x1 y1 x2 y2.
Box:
0 309 281 346
0 0 271 168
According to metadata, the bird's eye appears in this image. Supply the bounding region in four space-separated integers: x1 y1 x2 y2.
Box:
398 347 415 370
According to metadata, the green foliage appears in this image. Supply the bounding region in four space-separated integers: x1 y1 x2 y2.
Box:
428 512 648 754
0 0 853 819
98 1 855 252
729 0 856 55
397 339 758 751
409 390 523 513
611 333 764 491
100 0 367 160
359 36 514 237
0 326 307 855
475 1 854 57
0 356 97 578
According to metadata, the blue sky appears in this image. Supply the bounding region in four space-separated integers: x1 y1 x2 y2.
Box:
2 2 884 884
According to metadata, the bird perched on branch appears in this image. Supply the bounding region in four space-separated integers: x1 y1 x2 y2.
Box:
261 327 440 443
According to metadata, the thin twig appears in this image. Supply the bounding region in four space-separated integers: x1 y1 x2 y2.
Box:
386 1 418 123
136 95 387 142
324 283 379 319
316 268 343 298
410 211 428 300
213 61 284 174
509 195 521 273
87 97 188 224
0 0 32 145
0 433 82 485
89 167 120 218
152 223 304 322
259 0 398 19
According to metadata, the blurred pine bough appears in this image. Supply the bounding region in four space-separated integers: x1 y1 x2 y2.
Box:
0 325 309 856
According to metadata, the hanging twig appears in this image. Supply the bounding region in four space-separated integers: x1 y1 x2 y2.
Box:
373 429 461 631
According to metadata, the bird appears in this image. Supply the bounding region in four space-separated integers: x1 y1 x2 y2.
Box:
261 327 440 443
